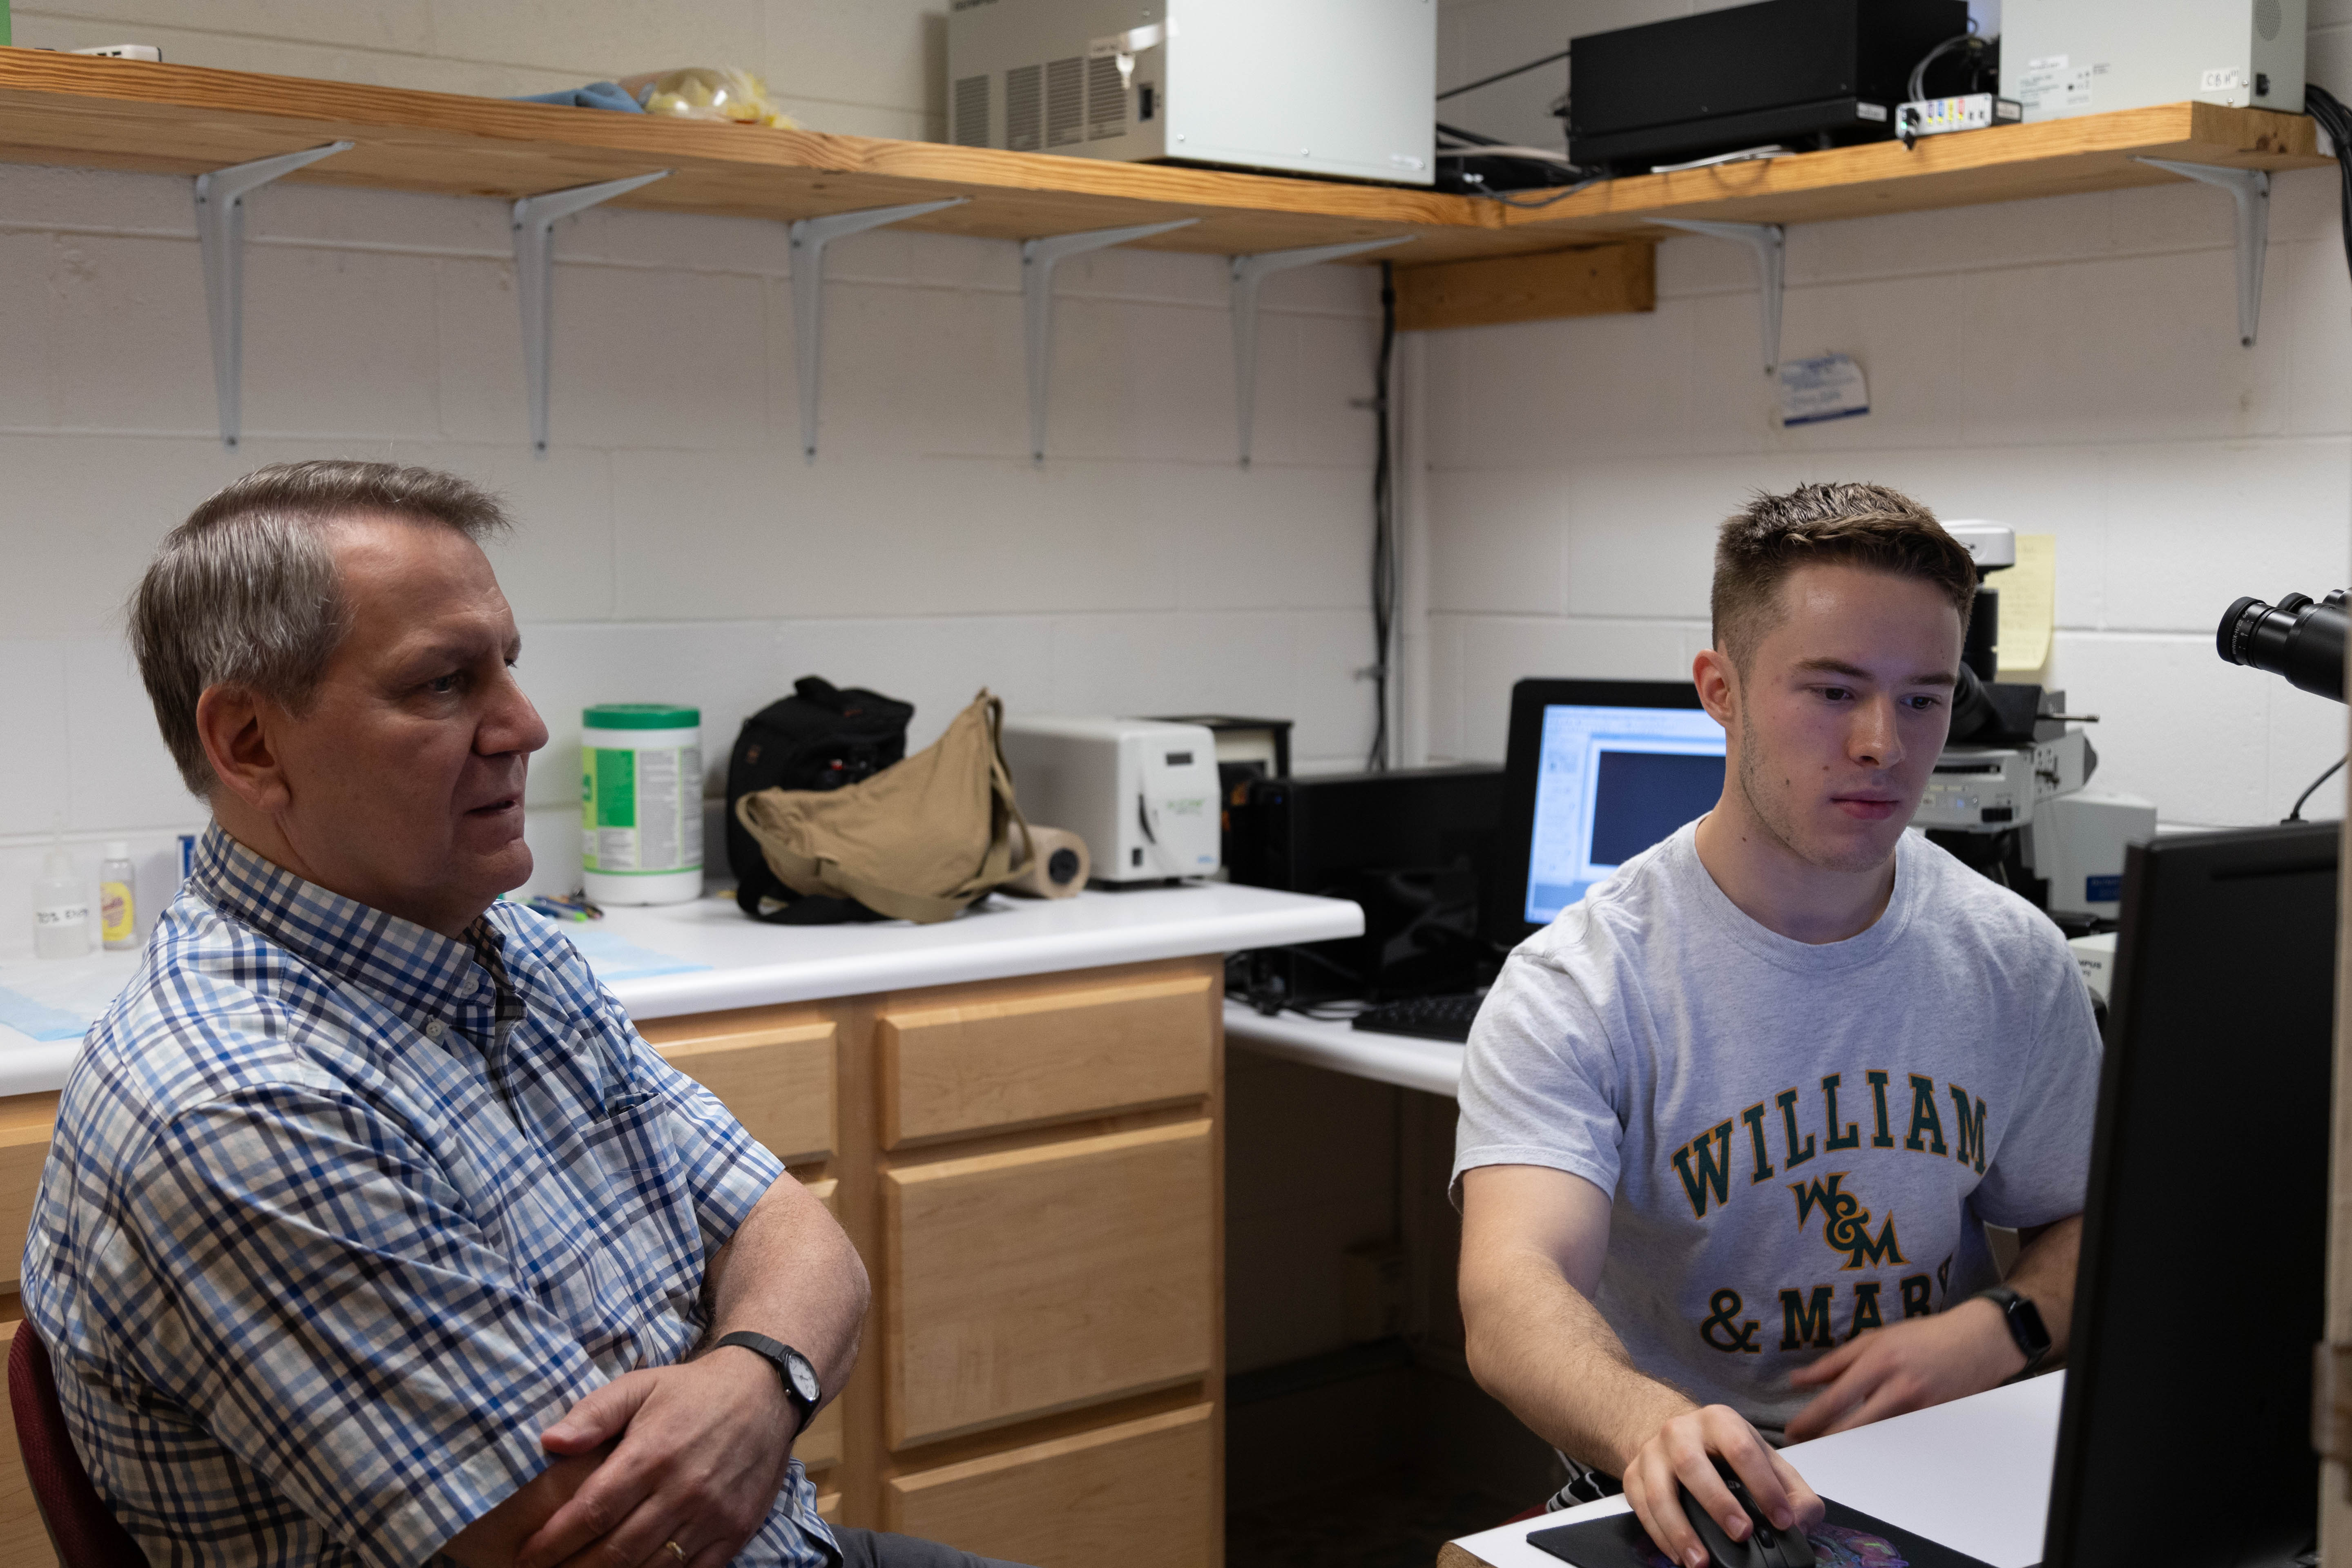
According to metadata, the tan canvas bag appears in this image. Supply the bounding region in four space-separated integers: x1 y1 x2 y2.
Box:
733 689 1035 924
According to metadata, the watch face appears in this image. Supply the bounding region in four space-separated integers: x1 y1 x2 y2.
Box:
787 1350 821 1404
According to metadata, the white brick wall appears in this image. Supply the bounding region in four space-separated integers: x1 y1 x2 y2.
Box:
0 158 1384 953
1429 0 2352 832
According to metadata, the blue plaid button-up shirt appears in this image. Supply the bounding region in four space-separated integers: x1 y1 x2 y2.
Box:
22 826 839 1568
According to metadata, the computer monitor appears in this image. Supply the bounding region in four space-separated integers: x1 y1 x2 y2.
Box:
2042 822 2334 1568
1486 678 1727 941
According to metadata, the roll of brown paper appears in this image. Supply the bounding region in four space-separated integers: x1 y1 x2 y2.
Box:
1001 823 1089 898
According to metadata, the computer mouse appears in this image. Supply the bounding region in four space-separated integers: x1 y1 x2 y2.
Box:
1676 1460 1815 1568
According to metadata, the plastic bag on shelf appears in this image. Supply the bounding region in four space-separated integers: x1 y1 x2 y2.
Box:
638 67 798 129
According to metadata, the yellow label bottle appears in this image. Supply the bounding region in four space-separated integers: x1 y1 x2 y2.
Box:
100 841 137 950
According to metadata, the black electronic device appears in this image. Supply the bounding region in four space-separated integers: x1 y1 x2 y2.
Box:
2217 590 2348 703
1344 680 1723 1045
2042 823 2334 1568
1679 1461 1816 1568
1228 765 1503 1006
1567 0 1970 175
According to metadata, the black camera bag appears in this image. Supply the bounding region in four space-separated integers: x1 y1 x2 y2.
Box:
725 676 914 923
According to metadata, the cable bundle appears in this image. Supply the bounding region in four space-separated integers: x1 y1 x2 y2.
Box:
2305 85 2352 288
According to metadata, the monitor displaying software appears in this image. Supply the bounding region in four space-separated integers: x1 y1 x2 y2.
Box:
1522 702 1725 923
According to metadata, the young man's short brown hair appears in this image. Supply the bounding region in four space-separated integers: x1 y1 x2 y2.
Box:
1711 481 1977 673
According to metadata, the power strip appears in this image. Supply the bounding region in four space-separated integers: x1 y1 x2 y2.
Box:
1896 93 2023 148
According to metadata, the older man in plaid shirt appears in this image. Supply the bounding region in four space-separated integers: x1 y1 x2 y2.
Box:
21 463 1025 1568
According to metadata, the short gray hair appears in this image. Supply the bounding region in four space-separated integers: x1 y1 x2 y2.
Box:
131 461 511 795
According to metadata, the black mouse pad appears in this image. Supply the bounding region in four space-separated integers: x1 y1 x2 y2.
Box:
1526 1496 2002 1568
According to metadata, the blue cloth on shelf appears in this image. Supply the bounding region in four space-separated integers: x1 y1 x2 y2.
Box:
0 987 90 1042
511 81 645 113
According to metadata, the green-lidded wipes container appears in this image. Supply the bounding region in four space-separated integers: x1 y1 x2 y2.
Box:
581 704 703 905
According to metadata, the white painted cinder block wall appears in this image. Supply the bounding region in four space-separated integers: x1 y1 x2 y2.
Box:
1427 0 2352 828
0 2 1388 955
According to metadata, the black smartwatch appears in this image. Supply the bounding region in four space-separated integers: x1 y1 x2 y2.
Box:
1973 1286 2051 1374
715 1332 822 1436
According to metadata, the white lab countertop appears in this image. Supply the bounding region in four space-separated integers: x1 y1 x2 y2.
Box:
1223 1002 1465 1097
0 882 1362 1100
1445 1371 2065 1568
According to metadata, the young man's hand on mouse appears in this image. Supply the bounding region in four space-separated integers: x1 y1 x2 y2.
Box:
1620 1403 1823 1568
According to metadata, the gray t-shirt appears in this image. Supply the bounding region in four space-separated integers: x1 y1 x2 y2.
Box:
1453 821 2102 1435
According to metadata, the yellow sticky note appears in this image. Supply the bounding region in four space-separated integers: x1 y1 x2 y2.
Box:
1983 534 2055 677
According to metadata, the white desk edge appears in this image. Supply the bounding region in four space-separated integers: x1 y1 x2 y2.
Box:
1222 1001 1465 1097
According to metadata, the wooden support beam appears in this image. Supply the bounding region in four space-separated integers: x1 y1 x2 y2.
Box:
1392 241 1656 332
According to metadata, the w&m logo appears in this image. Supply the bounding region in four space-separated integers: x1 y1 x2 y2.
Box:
1790 1172 1905 1270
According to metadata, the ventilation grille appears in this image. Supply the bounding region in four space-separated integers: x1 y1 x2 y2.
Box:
2256 0 2283 40
1006 63 1043 151
1047 56 1085 147
1087 54 1126 140
953 74 990 147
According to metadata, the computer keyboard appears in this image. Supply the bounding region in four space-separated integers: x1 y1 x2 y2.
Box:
1351 991 1486 1044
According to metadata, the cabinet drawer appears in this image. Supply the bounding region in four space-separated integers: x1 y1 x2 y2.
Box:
884 1120 1214 1448
652 1022 835 1165
884 1404 1214 1568
879 973 1214 1146
799 1401 843 1472
0 1096 56 1292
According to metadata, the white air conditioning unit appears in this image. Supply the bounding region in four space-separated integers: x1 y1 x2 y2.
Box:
1999 0 2305 123
946 0 1436 187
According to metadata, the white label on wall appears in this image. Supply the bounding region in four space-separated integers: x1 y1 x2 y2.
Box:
1779 354 1870 428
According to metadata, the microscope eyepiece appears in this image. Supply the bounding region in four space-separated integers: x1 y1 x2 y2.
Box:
2217 591 2348 703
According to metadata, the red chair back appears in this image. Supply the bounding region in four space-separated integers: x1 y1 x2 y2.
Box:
7 1322 149 1568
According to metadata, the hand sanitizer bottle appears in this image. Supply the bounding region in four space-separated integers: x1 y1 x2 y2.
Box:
33 848 91 959
100 842 137 950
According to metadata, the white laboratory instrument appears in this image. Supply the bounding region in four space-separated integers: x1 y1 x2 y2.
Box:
1000 716 1223 884
1998 0 2305 123
946 0 1437 186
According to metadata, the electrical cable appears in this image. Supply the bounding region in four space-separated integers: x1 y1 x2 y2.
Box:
1367 261 1398 772
2304 84 2352 287
1907 21 1981 106
2285 754 2346 823
1438 47 1570 103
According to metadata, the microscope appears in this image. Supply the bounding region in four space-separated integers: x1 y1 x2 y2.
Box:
1914 522 2154 933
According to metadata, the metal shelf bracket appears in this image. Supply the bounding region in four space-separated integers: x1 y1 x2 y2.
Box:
790 196 967 462
2133 157 2269 346
512 170 670 455
194 140 353 448
1654 219 1787 374
1230 236 1411 468
1022 217 1198 463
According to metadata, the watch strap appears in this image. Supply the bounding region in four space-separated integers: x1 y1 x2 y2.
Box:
1973 1286 2051 1372
714 1331 819 1434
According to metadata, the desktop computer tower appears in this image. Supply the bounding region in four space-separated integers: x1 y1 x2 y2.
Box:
1228 765 1502 1005
945 0 1437 186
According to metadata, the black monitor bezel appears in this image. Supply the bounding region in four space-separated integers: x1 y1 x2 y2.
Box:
2040 821 2335 1566
1483 676 1712 947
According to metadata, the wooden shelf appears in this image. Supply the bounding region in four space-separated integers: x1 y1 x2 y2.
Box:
0 52 2329 255
0 50 2329 336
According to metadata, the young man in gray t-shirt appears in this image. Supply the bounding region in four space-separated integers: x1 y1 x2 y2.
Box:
1454 483 2101 1568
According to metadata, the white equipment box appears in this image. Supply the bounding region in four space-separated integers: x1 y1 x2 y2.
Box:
1000 716 1223 884
1999 0 2305 123
946 0 1436 186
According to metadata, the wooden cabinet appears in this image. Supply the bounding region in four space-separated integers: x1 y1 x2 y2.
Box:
885 1403 1216 1568
0 954 1226 1567
0 1095 58 1292
884 1120 1215 1447
648 1018 837 1165
879 972 1216 1146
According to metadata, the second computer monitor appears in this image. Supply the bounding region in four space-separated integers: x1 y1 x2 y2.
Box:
1488 678 1726 940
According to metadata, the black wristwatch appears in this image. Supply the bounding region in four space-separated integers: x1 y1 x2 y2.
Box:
715 1332 822 1436
1973 1286 2051 1374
